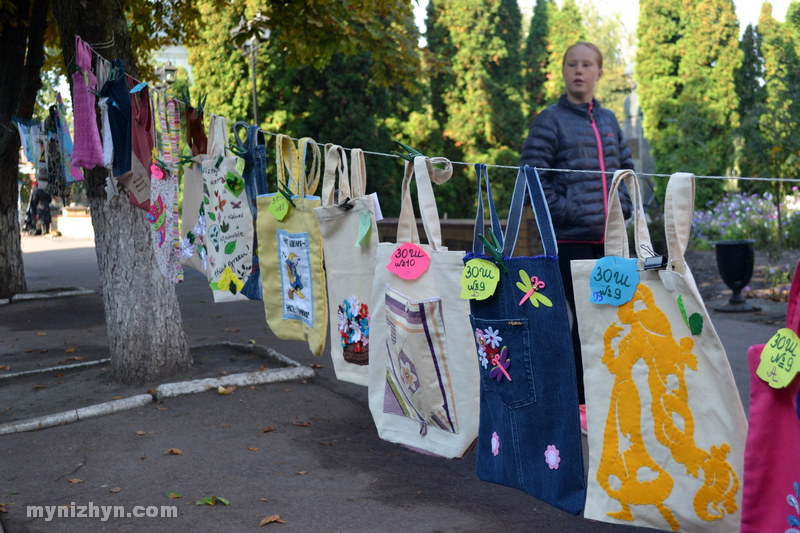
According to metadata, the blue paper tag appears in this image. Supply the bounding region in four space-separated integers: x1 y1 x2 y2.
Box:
589 256 639 306
130 82 148 94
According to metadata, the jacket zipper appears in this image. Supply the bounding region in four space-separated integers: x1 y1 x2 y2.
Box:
588 101 608 239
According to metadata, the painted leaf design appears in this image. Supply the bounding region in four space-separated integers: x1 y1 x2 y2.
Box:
677 295 689 325
224 241 236 255
220 220 230 233
208 212 216 221
688 313 703 335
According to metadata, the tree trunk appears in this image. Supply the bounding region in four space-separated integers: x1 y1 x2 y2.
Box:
53 0 192 383
0 0 49 299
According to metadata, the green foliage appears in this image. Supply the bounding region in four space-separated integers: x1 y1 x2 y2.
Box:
736 24 765 116
542 0 583 104
636 0 741 205
521 0 551 120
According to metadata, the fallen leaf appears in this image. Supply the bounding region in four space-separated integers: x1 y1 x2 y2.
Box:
55 372 63 377
225 328 241 333
309 364 324 368
4 407 10 411
0 365 9 371
195 496 230 506
319 442 334 446
217 385 236 395
136 431 146 436
147 388 157 394
141 455 147 460
33 385 46 389
346 498 356 502
260 515 286 526
260 498 269 502
165 492 181 499
219 370 227 376
36 332 47 336
57 356 83 364
261 426 275 433
112 396 124 400
110 487 122 493
248 339 256 344
295 471 307 476
259 366 270 371
416 491 423 495
67 479 82 484
292 417 310 427
220 423 230 427
163 448 183 455
250 386 256 390
25 349 33 353
65 348 76 353
58 381 64 384
282 388 291 392
156 406 168 411
39 349 49 353
248 447 259 451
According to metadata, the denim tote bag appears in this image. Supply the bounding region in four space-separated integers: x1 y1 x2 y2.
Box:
233 121 269 301
465 164 586 514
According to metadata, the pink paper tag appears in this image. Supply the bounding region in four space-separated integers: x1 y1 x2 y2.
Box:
150 163 165 180
386 243 430 280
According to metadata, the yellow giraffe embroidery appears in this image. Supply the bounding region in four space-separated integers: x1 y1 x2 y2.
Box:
597 285 739 530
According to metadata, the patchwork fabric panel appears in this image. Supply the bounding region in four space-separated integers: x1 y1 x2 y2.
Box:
382 286 458 435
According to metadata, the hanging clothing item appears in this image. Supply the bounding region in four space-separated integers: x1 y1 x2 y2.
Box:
117 80 153 211
13 118 38 164
99 59 132 179
70 36 104 169
571 171 747 533
201 115 253 303
740 260 800 533
233 121 269 301
313 146 379 386
465 165 586 514
257 135 327 356
55 93 82 183
179 101 210 277
98 97 114 168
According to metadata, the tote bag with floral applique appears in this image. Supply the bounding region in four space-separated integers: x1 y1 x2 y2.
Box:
367 155 479 459
200 115 253 303
313 145 379 385
256 135 328 356
571 170 747 532
179 100 211 278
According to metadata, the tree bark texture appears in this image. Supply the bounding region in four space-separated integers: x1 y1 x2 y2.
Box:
53 0 192 384
0 0 49 298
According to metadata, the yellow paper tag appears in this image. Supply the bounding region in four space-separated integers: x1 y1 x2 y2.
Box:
235 157 246 175
460 258 500 300
355 211 371 247
757 327 800 388
268 194 290 221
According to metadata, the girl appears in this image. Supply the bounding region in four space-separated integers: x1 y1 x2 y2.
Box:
520 41 634 432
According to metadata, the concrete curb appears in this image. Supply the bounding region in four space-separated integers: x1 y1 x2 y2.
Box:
0 358 111 380
11 287 95 302
0 344 314 436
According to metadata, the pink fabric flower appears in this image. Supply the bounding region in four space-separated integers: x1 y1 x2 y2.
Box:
545 445 560 470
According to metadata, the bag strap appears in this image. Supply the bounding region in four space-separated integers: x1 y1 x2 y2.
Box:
350 148 367 199
396 156 452 250
664 172 695 275
785 260 800 333
471 164 503 255
276 134 321 204
513 166 558 257
321 144 350 206
604 169 652 260
206 114 228 159
232 121 250 152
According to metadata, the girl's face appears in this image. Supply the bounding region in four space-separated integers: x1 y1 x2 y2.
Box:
562 45 603 105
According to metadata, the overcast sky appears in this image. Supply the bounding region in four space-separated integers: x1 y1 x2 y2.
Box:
414 0 794 39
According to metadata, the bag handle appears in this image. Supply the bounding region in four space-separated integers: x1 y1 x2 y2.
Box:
471 164 503 255
321 144 350 206
276 134 321 201
350 148 367 199
663 172 695 274
232 121 250 152
604 169 652 260
503 166 558 257
206 114 228 159
396 156 452 250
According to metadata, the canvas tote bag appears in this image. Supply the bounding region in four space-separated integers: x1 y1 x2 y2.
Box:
367 155 479 459
740 258 800 533
313 145 379 386
179 101 210 276
256 135 328 357
201 115 253 303
571 170 747 532
465 164 586 514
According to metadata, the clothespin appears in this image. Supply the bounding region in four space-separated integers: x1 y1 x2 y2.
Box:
478 228 508 275
214 155 224 169
228 143 246 157
176 154 194 166
180 87 192 108
276 181 297 208
392 141 425 162
197 93 208 112
154 159 170 173
336 196 354 211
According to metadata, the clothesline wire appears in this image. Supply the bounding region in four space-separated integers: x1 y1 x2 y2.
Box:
76 40 800 185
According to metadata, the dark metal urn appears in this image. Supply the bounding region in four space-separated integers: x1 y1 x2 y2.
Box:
714 239 760 312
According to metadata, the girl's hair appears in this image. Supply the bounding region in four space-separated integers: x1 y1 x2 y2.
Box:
562 41 603 69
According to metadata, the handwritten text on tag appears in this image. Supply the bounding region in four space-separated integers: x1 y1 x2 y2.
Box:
757 328 800 388
386 243 429 280
460 259 500 300
589 256 639 306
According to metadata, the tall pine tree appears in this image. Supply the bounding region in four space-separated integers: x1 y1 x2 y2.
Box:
542 0 583 104
521 0 552 121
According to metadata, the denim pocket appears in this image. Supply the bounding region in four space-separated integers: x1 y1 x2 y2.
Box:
382 286 458 434
470 317 537 408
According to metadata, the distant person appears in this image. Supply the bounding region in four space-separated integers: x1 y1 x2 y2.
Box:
519 41 634 433
29 181 53 235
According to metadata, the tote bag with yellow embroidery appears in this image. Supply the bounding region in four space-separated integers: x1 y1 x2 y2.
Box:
313 145 378 385
571 170 747 532
256 135 328 357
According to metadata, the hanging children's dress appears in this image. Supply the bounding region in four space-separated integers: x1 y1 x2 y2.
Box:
313 145 379 386
117 80 153 211
465 165 586 514
70 36 104 169
99 59 132 181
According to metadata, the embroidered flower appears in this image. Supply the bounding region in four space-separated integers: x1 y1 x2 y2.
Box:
348 295 360 310
181 237 194 259
217 266 244 294
400 359 418 391
545 445 561 470
194 217 206 237
479 352 489 369
475 328 488 358
491 432 500 456
483 327 502 348
199 247 208 270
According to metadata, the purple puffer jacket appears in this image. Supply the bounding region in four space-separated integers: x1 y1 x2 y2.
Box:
520 95 634 243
